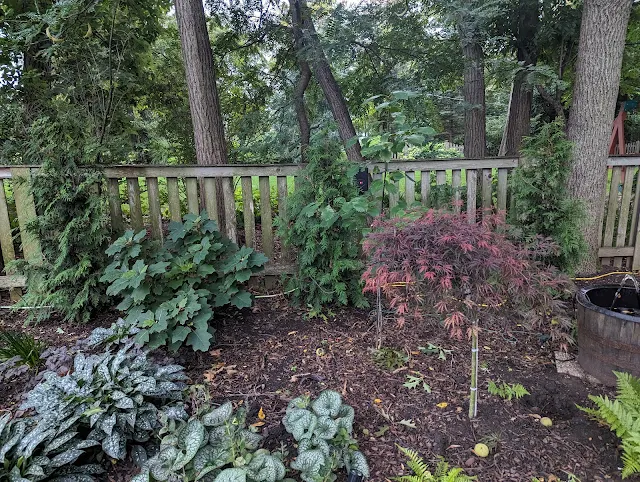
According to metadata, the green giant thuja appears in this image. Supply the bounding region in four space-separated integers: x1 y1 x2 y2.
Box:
283 390 369 481
101 212 267 352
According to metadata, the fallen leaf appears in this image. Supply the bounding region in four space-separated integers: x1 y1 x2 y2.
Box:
374 425 390 437
287 331 298 336
398 419 416 429
258 407 265 420
436 402 448 409
209 349 222 357
315 347 326 356
374 398 382 404
250 421 265 428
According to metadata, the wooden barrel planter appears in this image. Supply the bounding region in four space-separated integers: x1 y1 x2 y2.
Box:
576 285 640 385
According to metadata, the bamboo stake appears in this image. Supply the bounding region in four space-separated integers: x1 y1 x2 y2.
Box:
469 310 479 419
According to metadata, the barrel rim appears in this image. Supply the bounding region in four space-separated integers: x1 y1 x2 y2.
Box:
576 284 640 324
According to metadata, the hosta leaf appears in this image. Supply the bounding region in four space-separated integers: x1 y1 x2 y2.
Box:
163 405 188 421
114 397 135 409
314 417 338 440
346 450 370 478
290 449 325 477
173 419 205 469
213 468 247 482
25 464 46 477
239 429 262 450
247 451 286 482
17 426 55 458
101 413 117 436
8 466 29 482
0 420 25 460
50 448 84 467
131 445 148 468
130 469 150 482
311 390 342 418
202 401 233 427
283 408 317 441
43 430 78 455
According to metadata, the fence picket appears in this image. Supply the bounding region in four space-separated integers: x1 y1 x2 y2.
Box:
277 176 290 259
0 180 20 300
466 169 477 223
482 168 492 209
203 177 219 224
420 170 431 207
405 171 416 206
241 177 256 249
107 178 125 236
127 178 144 232
146 177 163 241
602 167 623 267
167 178 181 221
221 177 237 243
497 168 508 211
259 176 274 258
452 169 461 213
11 168 43 264
185 177 199 214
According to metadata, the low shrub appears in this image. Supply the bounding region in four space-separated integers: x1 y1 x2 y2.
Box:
132 399 287 482
362 209 572 417
0 331 45 368
22 341 187 460
283 390 369 481
579 371 640 478
101 211 267 352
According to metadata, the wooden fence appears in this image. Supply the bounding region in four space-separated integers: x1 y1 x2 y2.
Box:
0 156 638 297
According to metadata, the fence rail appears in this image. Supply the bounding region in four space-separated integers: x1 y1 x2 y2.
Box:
0 156 635 296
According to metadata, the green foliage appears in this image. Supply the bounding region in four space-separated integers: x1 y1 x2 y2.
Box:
11 163 110 324
132 400 287 482
357 91 436 162
403 373 431 393
0 331 45 369
509 119 586 272
487 381 530 401
418 344 452 361
283 390 369 481
0 413 105 482
371 347 409 370
101 212 267 352
276 139 376 311
392 446 476 482
579 371 640 478
22 341 187 461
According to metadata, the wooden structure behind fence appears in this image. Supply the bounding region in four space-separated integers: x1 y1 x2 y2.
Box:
1 156 639 295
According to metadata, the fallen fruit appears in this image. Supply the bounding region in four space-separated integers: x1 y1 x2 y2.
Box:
472 443 489 457
540 417 553 427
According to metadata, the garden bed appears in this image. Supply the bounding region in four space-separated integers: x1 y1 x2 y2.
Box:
0 297 623 482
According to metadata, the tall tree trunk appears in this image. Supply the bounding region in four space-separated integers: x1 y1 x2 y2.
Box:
567 0 633 273
295 0 363 162
460 33 486 159
498 0 539 157
289 0 312 162
174 0 227 224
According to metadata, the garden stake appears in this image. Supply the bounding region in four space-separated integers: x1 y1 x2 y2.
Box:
469 316 479 418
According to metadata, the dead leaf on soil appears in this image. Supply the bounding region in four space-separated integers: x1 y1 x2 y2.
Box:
258 407 265 420
250 421 265 428
209 349 222 358
374 425 390 437
398 419 416 429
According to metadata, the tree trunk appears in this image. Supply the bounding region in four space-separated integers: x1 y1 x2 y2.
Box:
289 0 312 163
175 0 228 227
499 71 533 156
460 35 486 159
567 0 633 273
296 0 363 162
498 0 539 156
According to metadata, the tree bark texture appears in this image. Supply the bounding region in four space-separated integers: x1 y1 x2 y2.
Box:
289 0 312 162
567 0 633 272
498 0 539 156
175 0 227 225
460 35 486 159
296 0 363 162
175 0 228 166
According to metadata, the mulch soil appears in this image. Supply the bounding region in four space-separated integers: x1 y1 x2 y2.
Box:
0 286 627 482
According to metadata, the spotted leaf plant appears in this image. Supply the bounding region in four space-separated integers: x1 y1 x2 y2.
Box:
283 390 369 482
101 212 268 352
132 401 291 482
21 341 187 461
0 413 105 481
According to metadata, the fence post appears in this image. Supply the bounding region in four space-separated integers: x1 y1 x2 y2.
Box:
11 167 43 265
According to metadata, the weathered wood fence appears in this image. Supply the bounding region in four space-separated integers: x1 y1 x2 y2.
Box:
0 156 638 296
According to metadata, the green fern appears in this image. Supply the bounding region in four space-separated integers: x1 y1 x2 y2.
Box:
579 371 640 478
393 446 476 482
487 380 530 401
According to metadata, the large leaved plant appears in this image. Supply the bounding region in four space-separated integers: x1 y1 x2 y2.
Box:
133 400 289 482
0 412 105 482
22 341 187 461
101 211 267 352
283 390 369 482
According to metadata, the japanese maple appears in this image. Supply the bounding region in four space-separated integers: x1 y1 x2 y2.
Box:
362 209 572 417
